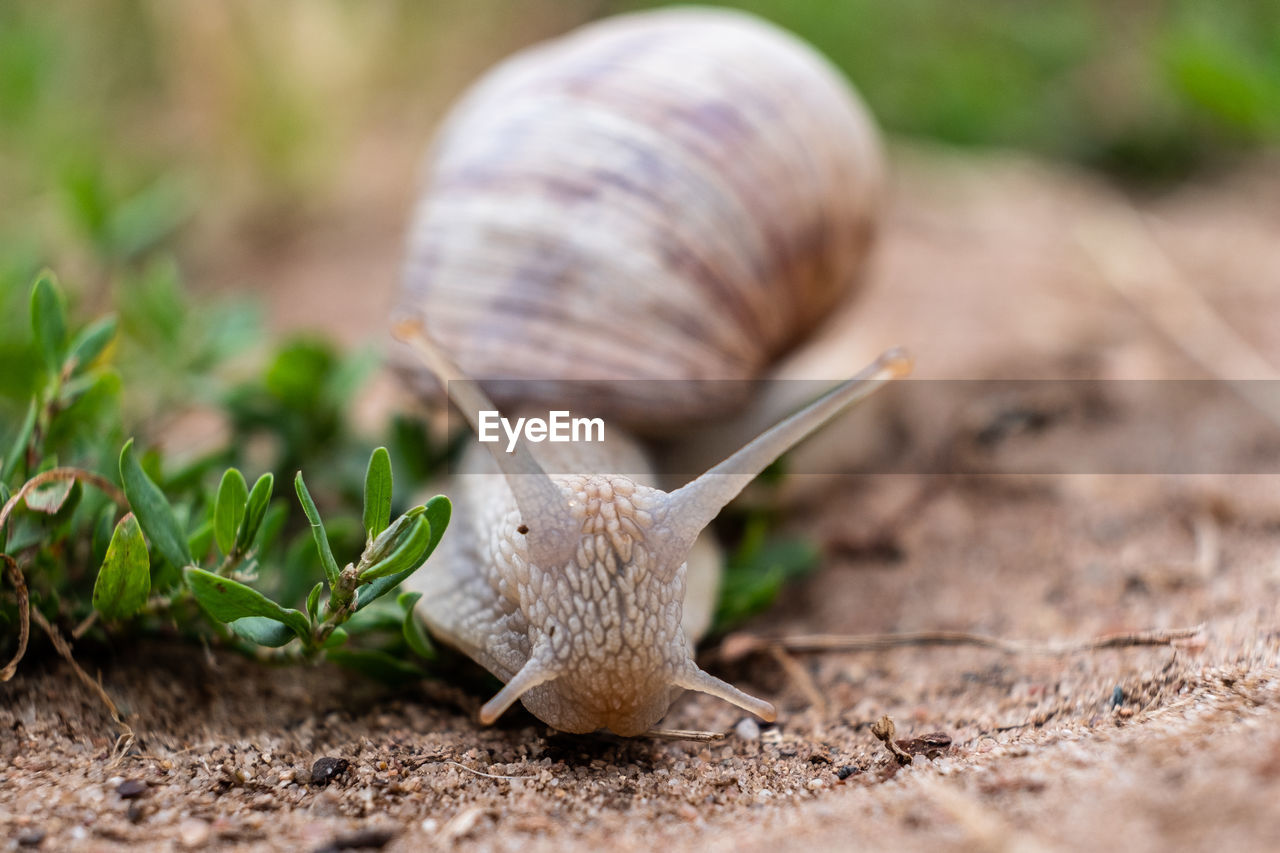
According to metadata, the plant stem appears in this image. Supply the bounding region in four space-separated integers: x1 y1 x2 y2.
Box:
0 468 128 534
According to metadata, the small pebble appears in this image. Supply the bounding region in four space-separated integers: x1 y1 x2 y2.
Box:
313 827 396 851
310 757 351 786
835 765 859 780
1110 686 1125 708
734 718 761 741
116 778 147 799
178 818 210 848
16 827 45 847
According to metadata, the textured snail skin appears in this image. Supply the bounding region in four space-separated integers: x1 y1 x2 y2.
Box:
415 441 711 735
397 7 888 735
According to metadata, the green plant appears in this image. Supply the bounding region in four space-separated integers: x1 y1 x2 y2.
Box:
712 513 820 635
1 271 449 684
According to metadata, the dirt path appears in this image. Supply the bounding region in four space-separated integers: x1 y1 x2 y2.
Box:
4 152 1280 851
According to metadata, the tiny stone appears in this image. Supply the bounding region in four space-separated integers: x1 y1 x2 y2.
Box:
806 778 826 790
16 827 45 847
116 778 147 799
178 818 210 848
835 765 859 780
734 718 761 741
320 827 397 850
1110 686 1125 708
310 757 351 786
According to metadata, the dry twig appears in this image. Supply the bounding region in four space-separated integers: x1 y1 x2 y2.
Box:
643 728 728 742
871 715 913 766
0 554 29 681
439 807 492 844
0 468 128 680
29 606 135 758
0 467 127 533
444 760 535 781
717 624 1203 663
769 645 829 721
915 774 1048 853
72 610 99 640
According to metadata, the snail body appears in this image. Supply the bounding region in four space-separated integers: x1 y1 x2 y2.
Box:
396 7 896 736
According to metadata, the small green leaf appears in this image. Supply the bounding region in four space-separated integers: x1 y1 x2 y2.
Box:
187 517 214 561
51 370 121 441
229 616 297 647
30 271 68 374
422 494 451 554
5 516 44 552
362 446 392 543
343 599 403 633
67 314 117 375
362 505 423 563
91 503 115 568
360 516 430 582
213 468 248 556
325 648 422 682
294 471 340 586
713 524 820 634
306 581 323 624
24 478 74 514
235 473 274 551
2 401 37 482
356 495 450 611
52 480 82 525
57 372 103 406
390 414 434 483
398 591 435 659
120 439 192 570
185 566 310 639
255 500 287 552
92 513 151 619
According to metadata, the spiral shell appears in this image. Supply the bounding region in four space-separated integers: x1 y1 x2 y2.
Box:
398 7 883 427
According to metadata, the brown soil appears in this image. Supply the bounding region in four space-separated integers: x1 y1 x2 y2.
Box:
4 151 1280 851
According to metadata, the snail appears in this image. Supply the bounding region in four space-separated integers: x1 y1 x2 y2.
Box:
393 7 905 736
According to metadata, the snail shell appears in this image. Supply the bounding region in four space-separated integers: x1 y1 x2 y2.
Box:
396 7 895 736
397 6 883 427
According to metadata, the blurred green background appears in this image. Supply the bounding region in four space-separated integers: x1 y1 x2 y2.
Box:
1 0 1277 429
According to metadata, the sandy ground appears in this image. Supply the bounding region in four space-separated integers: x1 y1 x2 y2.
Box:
3 150 1280 851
